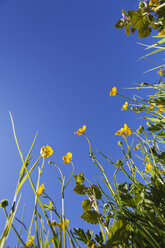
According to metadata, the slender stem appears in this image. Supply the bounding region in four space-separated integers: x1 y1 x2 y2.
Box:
64 162 75 189
4 209 27 248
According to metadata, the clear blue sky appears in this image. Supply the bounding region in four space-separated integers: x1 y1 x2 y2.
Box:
0 0 161 246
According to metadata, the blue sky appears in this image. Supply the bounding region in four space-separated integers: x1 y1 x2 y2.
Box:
0 0 161 246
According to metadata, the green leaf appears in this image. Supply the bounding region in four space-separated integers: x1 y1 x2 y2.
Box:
115 19 125 29
81 200 93 211
73 182 86 195
132 9 147 29
74 173 85 183
130 27 136 35
87 184 102 199
125 24 131 36
147 125 162 132
138 25 152 38
73 228 88 243
81 210 100 224
106 219 132 247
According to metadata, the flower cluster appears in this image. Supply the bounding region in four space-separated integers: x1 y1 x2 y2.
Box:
26 235 35 247
51 219 69 231
115 124 132 137
158 105 164 113
149 0 160 10
145 163 152 173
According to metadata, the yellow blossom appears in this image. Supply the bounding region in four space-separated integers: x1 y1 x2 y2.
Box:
149 0 160 10
88 244 95 248
74 125 86 135
148 103 154 110
158 105 164 112
133 144 140 151
145 163 152 173
158 29 165 36
110 87 117 96
63 152 72 163
40 145 53 158
58 219 69 231
26 236 35 246
37 184 45 196
115 124 132 137
121 102 128 111
157 69 165 76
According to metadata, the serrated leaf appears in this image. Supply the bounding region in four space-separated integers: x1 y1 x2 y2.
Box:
132 9 147 29
82 200 93 211
138 25 152 38
73 182 86 195
81 210 100 224
106 219 132 247
73 228 88 243
125 24 131 36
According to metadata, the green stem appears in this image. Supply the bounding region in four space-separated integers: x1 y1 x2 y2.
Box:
4 209 27 248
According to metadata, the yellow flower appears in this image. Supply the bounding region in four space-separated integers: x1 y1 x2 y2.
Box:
121 102 128 111
58 219 69 231
110 86 117 96
145 163 152 173
37 184 45 195
40 145 53 158
26 236 35 246
148 103 154 110
63 152 72 163
88 244 95 248
133 144 140 151
74 125 86 135
149 0 160 10
158 105 164 112
157 69 165 76
158 29 165 36
115 124 132 137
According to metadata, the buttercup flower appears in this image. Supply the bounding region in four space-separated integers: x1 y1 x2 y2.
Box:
40 145 53 158
158 105 164 112
115 124 132 137
121 102 128 111
145 163 152 173
110 87 117 96
26 236 35 246
63 152 72 163
37 184 45 196
74 125 86 135
58 219 69 231
157 69 165 76
149 0 160 10
149 103 154 110
134 144 140 151
158 29 165 36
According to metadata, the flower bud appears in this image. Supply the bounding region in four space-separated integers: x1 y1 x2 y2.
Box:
146 122 151 126
0 199 9 208
116 160 123 167
137 125 144 134
118 141 123 146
